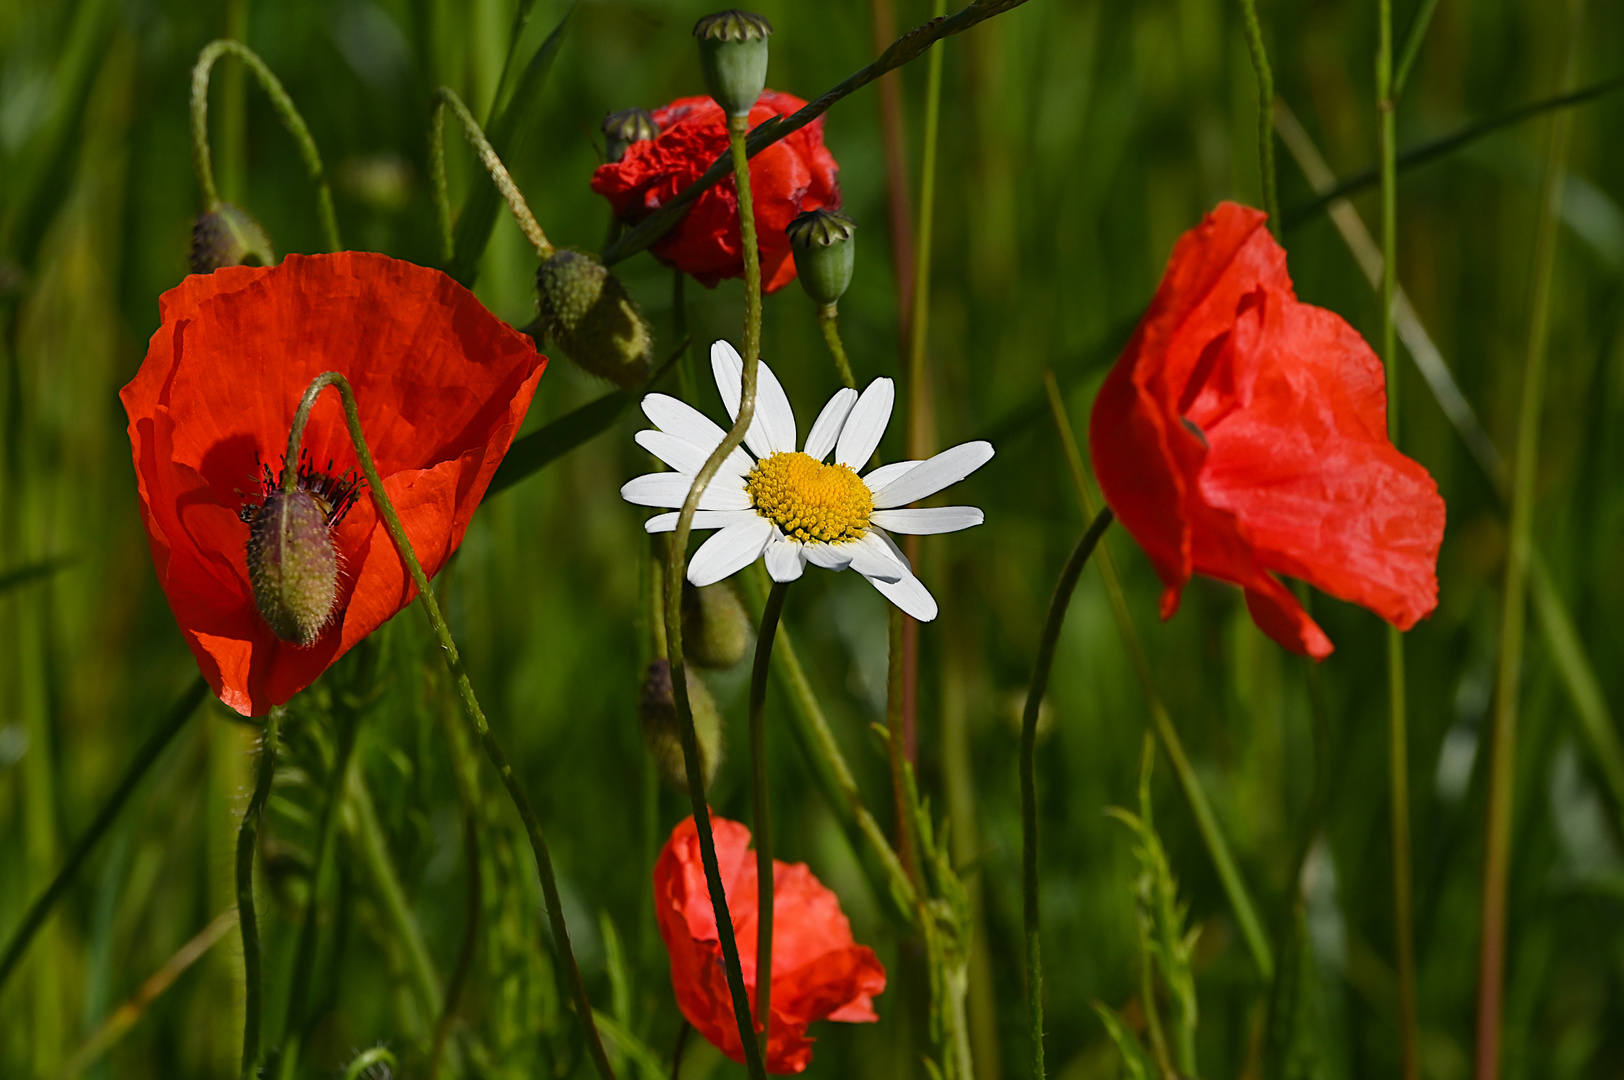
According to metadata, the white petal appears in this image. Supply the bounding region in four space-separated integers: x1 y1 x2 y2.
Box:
687 517 773 587
861 460 919 491
804 388 858 461
710 340 795 458
870 506 985 535
620 473 751 511
804 543 854 572
643 393 726 450
865 565 939 622
871 526 913 570
845 533 904 584
835 378 894 467
635 430 751 478
765 538 807 582
643 510 758 534
870 441 995 508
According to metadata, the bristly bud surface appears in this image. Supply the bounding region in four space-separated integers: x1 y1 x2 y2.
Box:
602 107 660 163
246 487 341 646
683 581 752 670
535 249 654 388
692 10 772 119
190 203 275 274
640 659 725 793
786 208 856 307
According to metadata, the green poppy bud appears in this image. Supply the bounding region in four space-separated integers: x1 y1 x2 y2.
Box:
640 659 725 793
692 10 772 120
535 248 654 389
245 487 340 646
683 581 752 670
190 202 275 274
786 208 856 309
602 107 660 163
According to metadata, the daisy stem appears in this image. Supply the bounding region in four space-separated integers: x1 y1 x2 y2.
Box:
1021 506 1114 1080
817 305 857 390
751 580 790 1033
284 372 621 1080
430 87 555 261
1043 372 1277 983
1236 0 1278 233
0 676 207 994
190 40 341 252
236 705 280 1080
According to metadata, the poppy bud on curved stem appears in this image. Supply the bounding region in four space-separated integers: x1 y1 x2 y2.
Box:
535 249 654 388
601 107 659 164
693 10 772 120
641 659 725 793
191 202 275 274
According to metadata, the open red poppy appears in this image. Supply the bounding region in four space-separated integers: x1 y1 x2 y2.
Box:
121 252 544 716
655 815 886 1074
591 90 840 294
1089 202 1445 658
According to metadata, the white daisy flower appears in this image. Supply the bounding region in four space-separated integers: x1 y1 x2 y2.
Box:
620 341 993 621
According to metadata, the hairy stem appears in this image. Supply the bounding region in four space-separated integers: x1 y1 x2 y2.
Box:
751 581 790 1031
1237 0 1278 231
430 87 554 261
817 305 857 390
237 707 280 1080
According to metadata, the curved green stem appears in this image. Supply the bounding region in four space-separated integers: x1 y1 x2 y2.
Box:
341 1047 397 1080
750 581 790 1031
284 371 618 1080
818 305 857 390
0 676 207 993
190 39 340 251
429 87 553 261
1021 508 1113 1079
1237 0 1278 232
237 706 281 1080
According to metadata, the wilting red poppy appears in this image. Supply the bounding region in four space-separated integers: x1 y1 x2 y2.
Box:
1089 202 1444 658
591 90 839 294
655 815 885 1074
121 252 544 716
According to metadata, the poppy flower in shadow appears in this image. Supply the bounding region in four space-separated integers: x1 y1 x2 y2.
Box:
121 252 544 716
655 814 886 1074
591 90 839 293
1089 201 1445 658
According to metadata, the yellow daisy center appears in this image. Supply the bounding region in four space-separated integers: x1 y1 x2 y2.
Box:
745 451 872 544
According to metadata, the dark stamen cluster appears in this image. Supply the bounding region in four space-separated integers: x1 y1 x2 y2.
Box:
238 448 363 526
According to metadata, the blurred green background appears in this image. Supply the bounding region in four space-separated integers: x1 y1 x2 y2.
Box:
2 0 1622 1077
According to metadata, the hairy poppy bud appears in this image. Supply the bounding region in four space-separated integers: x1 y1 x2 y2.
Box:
683 581 752 669
786 208 856 308
535 249 654 388
692 10 772 120
602 107 660 163
245 488 340 646
190 203 275 274
640 659 725 793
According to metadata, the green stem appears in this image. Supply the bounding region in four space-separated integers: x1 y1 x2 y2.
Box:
190 39 340 251
1021 508 1114 1080
429 87 554 260
429 707 483 1080
1236 0 1278 231
750 581 790 1032
284 372 619 1080
1392 0 1441 99
672 270 698 403
0 676 207 993
342 1047 397 1080
817 305 857 390
237 706 281 1080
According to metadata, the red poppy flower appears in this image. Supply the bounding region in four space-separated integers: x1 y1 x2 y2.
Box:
1089 202 1444 658
654 815 886 1074
121 252 544 716
591 90 840 293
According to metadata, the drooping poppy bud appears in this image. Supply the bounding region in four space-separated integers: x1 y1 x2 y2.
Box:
786 208 855 309
640 658 725 793
682 581 752 670
692 10 772 120
245 487 342 646
190 202 275 274
602 107 660 163
535 248 654 389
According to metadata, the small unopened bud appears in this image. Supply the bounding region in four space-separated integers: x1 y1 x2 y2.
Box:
640 659 725 793
246 488 340 646
786 208 856 308
683 581 752 670
190 202 275 274
535 249 654 388
692 10 772 119
602 107 660 163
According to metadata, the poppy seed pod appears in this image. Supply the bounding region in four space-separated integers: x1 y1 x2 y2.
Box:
190 203 275 274
535 249 654 388
245 488 341 646
786 208 856 308
602 107 660 163
640 659 725 794
682 581 752 669
692 10 772 119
